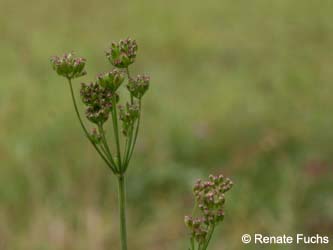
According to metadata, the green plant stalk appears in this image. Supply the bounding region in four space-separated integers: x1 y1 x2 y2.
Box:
123 67 140 170
201 224 215 250
98 124 118 171
190 236 195 250
123 67 134 166
112 96 122 169
125 100 141 166
117 175 128 250
123 125 133 165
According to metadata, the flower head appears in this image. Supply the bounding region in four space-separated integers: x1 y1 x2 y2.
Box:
185 174 233 246
119 102 140 136
106 38 138 68
96 69 125 92
127 74 150 99
51 52 86 79
184 216 208 244
80 82 118 124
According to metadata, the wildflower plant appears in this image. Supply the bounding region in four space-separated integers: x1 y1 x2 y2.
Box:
185 174 233 250
51 38 233 250
51 38 149 250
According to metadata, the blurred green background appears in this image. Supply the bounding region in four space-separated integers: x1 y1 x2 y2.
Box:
1 0 333 249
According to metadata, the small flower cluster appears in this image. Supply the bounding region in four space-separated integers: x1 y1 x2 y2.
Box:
51 52 86 79
185 174 233 247
106 38 138 68
184 216 209 244
119 102 139 136
96 69 125 92
127 74 150 99
80 82 117 124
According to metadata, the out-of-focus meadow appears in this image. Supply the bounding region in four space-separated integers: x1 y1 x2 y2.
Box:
1 0 333 249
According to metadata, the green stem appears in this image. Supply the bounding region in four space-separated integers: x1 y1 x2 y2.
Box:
122 135 129 164
123 67 134 168
126 67 131 79
98 124 118 171
190 236 195 250
112 96 122 169
117 175 128 250
67 78 115 173
99 143 110 157
123 124 133 164
123 122 134 168
201 224 215 250
126 111 140 163
124 100 141 170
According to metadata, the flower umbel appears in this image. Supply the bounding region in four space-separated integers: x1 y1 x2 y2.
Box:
185 174 233 250
80 82 117 124
96 69 125 92
119 102 139 136
127 74 150 99
50 52 86 79
106 38 138 68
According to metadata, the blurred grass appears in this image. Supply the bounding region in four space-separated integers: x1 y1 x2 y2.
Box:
0 0 333 249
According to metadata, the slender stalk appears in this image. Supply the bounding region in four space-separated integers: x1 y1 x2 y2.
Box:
117 175 128 250
126 108 140 163
98 124 118 171
112 96 122 169
123 121 134 168
126 67 131 79
190 236 195 250
123 99 136 168
122 136 129 160
122 125 133 165
67 78 116 173
124 100 141 170
201 224 215 250
99 142 110 157
123 67 134 167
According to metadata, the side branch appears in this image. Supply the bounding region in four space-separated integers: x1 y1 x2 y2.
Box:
67 78 117 173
